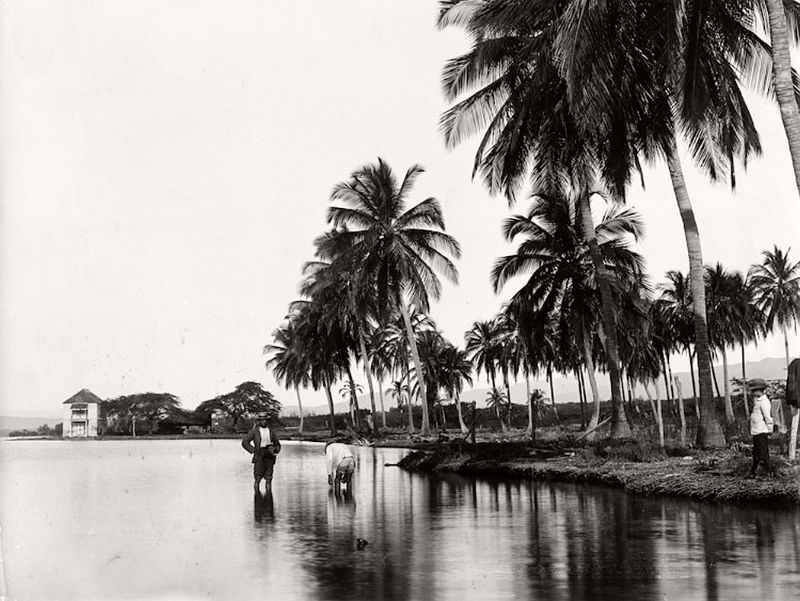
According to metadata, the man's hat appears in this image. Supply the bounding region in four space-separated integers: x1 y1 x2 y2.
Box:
748 378 768 391
256 411 270 419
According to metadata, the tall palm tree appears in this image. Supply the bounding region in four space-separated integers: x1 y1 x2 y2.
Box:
465 319 504 429
750 246 800 366
387 380 409 428
325 159 461 436
762 0 800 198
365 325 393 429
493 192 646 436
439 344 474 433
726 271 765 415
264 319 310 433
437 0 772 447
705 263 742 422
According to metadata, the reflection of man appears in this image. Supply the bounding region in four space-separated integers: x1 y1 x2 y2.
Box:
242 412 281 491
325 442 355 489
253 490 275 524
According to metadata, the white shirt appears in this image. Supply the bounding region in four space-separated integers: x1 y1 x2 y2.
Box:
750 394 774 435
258 426 272 447
326 443 354 477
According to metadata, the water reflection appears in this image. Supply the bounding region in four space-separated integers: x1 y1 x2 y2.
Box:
1 441 798 601
253 490 275 525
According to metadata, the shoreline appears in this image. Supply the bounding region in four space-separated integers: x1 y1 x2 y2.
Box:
397 442 800 508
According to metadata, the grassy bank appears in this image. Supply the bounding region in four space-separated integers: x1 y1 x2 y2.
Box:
396 437 800 507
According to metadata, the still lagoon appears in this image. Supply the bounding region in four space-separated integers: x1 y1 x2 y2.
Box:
1 439 798 600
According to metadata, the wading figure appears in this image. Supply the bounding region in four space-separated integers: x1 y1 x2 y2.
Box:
325 442 355 492
242 412 281 492
748 379 774 477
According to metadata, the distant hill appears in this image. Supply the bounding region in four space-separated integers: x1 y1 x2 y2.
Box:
0 414 62 438
284 356 790 416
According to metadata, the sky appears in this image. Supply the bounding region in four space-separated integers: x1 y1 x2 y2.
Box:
1 0 799 417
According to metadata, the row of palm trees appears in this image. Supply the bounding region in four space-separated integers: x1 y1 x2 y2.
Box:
263 156 799 445
435 0 800 447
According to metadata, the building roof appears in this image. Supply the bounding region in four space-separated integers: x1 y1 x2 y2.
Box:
62 388 103 405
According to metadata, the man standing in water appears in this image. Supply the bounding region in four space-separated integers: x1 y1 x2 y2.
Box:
242 412 281 492
325 442 355 490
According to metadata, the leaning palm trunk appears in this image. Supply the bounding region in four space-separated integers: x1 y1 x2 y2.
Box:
547 365 559 424
399 301 431 435
455 390 468 434
766 0 800 199
582 336 602 439
741 341 750 416
323 377 337 436
721 346 733 423
377 376 387 429
295 386 304 433
357 329 378 430
405 367 415 434
666 139 725 448
674 376 688 448
577 189 630 438
525 376 533 436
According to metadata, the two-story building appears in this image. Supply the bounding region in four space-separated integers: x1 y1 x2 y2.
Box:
62 389 105 438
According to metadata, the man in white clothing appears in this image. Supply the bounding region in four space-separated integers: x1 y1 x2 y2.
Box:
748 379 774 477
325 442 355 489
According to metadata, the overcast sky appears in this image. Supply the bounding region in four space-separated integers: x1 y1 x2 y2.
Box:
1 0 799 416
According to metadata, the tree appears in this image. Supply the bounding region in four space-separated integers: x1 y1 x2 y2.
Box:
325 159 461 436
107 393 181 435
211 382 281 432
265 319 311 433
493 193 646 437
439 344 474 433
750 245 800 367
705 263 742 422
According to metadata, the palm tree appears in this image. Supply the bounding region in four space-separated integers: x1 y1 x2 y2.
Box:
485 388 508 429
264 319 310 433
439 344 474 433
365 326 393 429
387 380 409 428
705 263 742 422
726 271 764 415
289 299 349 436
750 246 800 367
437 0 771 447
493 192 646 437
325 159 461 436
762 0 800 198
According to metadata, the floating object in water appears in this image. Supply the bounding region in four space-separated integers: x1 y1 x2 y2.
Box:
356 538 368 549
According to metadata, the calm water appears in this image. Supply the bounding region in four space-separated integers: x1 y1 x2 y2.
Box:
1 439 798 601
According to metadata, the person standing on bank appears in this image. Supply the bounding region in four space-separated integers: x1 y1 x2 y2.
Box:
325 442 355 491
749 379 774 477
242 412 281 492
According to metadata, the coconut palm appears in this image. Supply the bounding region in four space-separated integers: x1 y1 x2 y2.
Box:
705 263 743 422
365 325 393 429
324 159 461 436
492 192 646 436
439 344 474 433
750 245 800 367
726 271 765 415
264 319 310 433
387 380 409 428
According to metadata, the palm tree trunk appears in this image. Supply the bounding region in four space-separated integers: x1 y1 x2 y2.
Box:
323 377 337 436
765 0 800 199
546 364 559 424
674 376 687 448
455 390 468 434
405 368 415 434
503 371 512 430
525 376 533 435
721 346 733 423
578 367 587 429
357 330 378 430
582 336 602 437
399 300 430 435
741 340 749 417
784 325 799 460
666 139 725 448
688 347 698 402
654 379 665 448
490 371 506 432
578 188 630 438
377 376 387 429
667 354 676 402
295 386 304 433
345 360 360 428
784 326 791 368
711 360 721 399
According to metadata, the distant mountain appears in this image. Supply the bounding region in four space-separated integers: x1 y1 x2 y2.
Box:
283 356 791 416
0 414 62 437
